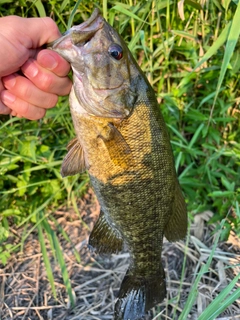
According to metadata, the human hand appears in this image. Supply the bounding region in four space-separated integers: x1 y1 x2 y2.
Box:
0 16 72 120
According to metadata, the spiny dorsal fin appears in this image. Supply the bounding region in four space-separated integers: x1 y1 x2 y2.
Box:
61 137 87 177
99 123 134 169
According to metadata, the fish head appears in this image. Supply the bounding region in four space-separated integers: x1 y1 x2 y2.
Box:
48 9 141 119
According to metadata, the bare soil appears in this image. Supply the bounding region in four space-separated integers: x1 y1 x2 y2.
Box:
0 189 240 320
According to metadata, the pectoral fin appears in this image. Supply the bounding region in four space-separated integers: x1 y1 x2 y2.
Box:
61 137 87 177
99 123 134 169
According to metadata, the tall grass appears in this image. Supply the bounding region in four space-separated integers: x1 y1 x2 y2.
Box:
0 0 239 316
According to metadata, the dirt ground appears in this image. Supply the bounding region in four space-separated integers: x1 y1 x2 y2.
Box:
0 189 240 320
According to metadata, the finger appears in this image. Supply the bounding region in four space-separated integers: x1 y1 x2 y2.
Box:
0 100 11 115
37 49 71 76
1 90 46 120
21 58 72 96
0 80 11 115
2 73 58 109
1 16 62 48
27 17 62 46
10 110 23 118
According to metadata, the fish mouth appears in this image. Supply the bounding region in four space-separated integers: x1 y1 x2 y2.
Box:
47 8 104 51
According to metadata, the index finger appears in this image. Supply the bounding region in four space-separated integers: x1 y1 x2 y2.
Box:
1 16 62 48
36 49 71 77
24 17 62 47
0 80 11 115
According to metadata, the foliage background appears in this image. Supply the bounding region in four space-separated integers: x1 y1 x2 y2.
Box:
0 0 239 269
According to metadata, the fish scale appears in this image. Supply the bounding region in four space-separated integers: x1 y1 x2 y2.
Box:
48 8 188 320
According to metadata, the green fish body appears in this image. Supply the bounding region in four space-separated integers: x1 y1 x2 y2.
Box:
48 9 187 320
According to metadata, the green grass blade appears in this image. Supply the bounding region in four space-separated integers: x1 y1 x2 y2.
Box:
193 22 231 72
37 218 57 298
172 30 196 41
167 124 188 144
210 1 240 119
198 274 240 320
215 1 240 93
33 0 46 17
172 225 191 319
41 217 57 260
67 0 83 29
50 215 81 263
102 0 108 20
188 123 205 148
111 5 146 23
59 0 69 13
52 229 75 307
179 219 225 320
18 193 59 227
39 213 75 306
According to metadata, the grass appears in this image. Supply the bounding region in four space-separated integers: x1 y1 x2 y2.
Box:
0 0 240 318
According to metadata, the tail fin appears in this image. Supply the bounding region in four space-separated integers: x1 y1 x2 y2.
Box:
114 271 166 320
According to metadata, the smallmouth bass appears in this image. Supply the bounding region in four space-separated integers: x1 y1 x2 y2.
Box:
48 9 187 320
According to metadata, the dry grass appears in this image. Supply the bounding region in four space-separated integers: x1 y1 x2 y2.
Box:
0 191 239 320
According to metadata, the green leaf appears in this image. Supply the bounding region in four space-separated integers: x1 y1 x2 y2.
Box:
209 191 234 197
185 0 202 10
221 176 235 191
19 140 36 161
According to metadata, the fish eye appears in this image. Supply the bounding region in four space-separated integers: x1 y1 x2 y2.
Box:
108 44 123 60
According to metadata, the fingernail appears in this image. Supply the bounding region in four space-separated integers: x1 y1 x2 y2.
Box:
22 59 39 77
1 91 16 104
2 74 16 88
38 52 58 70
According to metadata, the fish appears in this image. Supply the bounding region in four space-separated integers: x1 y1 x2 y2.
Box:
48 8 188 320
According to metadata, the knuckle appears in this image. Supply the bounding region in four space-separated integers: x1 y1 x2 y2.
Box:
43 94 58 109
30 109 46 120
38 73 54 91
42 17 60 36
47 94 58 108
21 84 33 101
21 102 46 120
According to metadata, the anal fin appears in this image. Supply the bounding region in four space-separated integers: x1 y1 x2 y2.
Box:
89 210 123 254
114 270 166 320
164 181 188 242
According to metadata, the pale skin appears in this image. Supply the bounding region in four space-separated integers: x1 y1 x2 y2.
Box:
0 16 72 120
